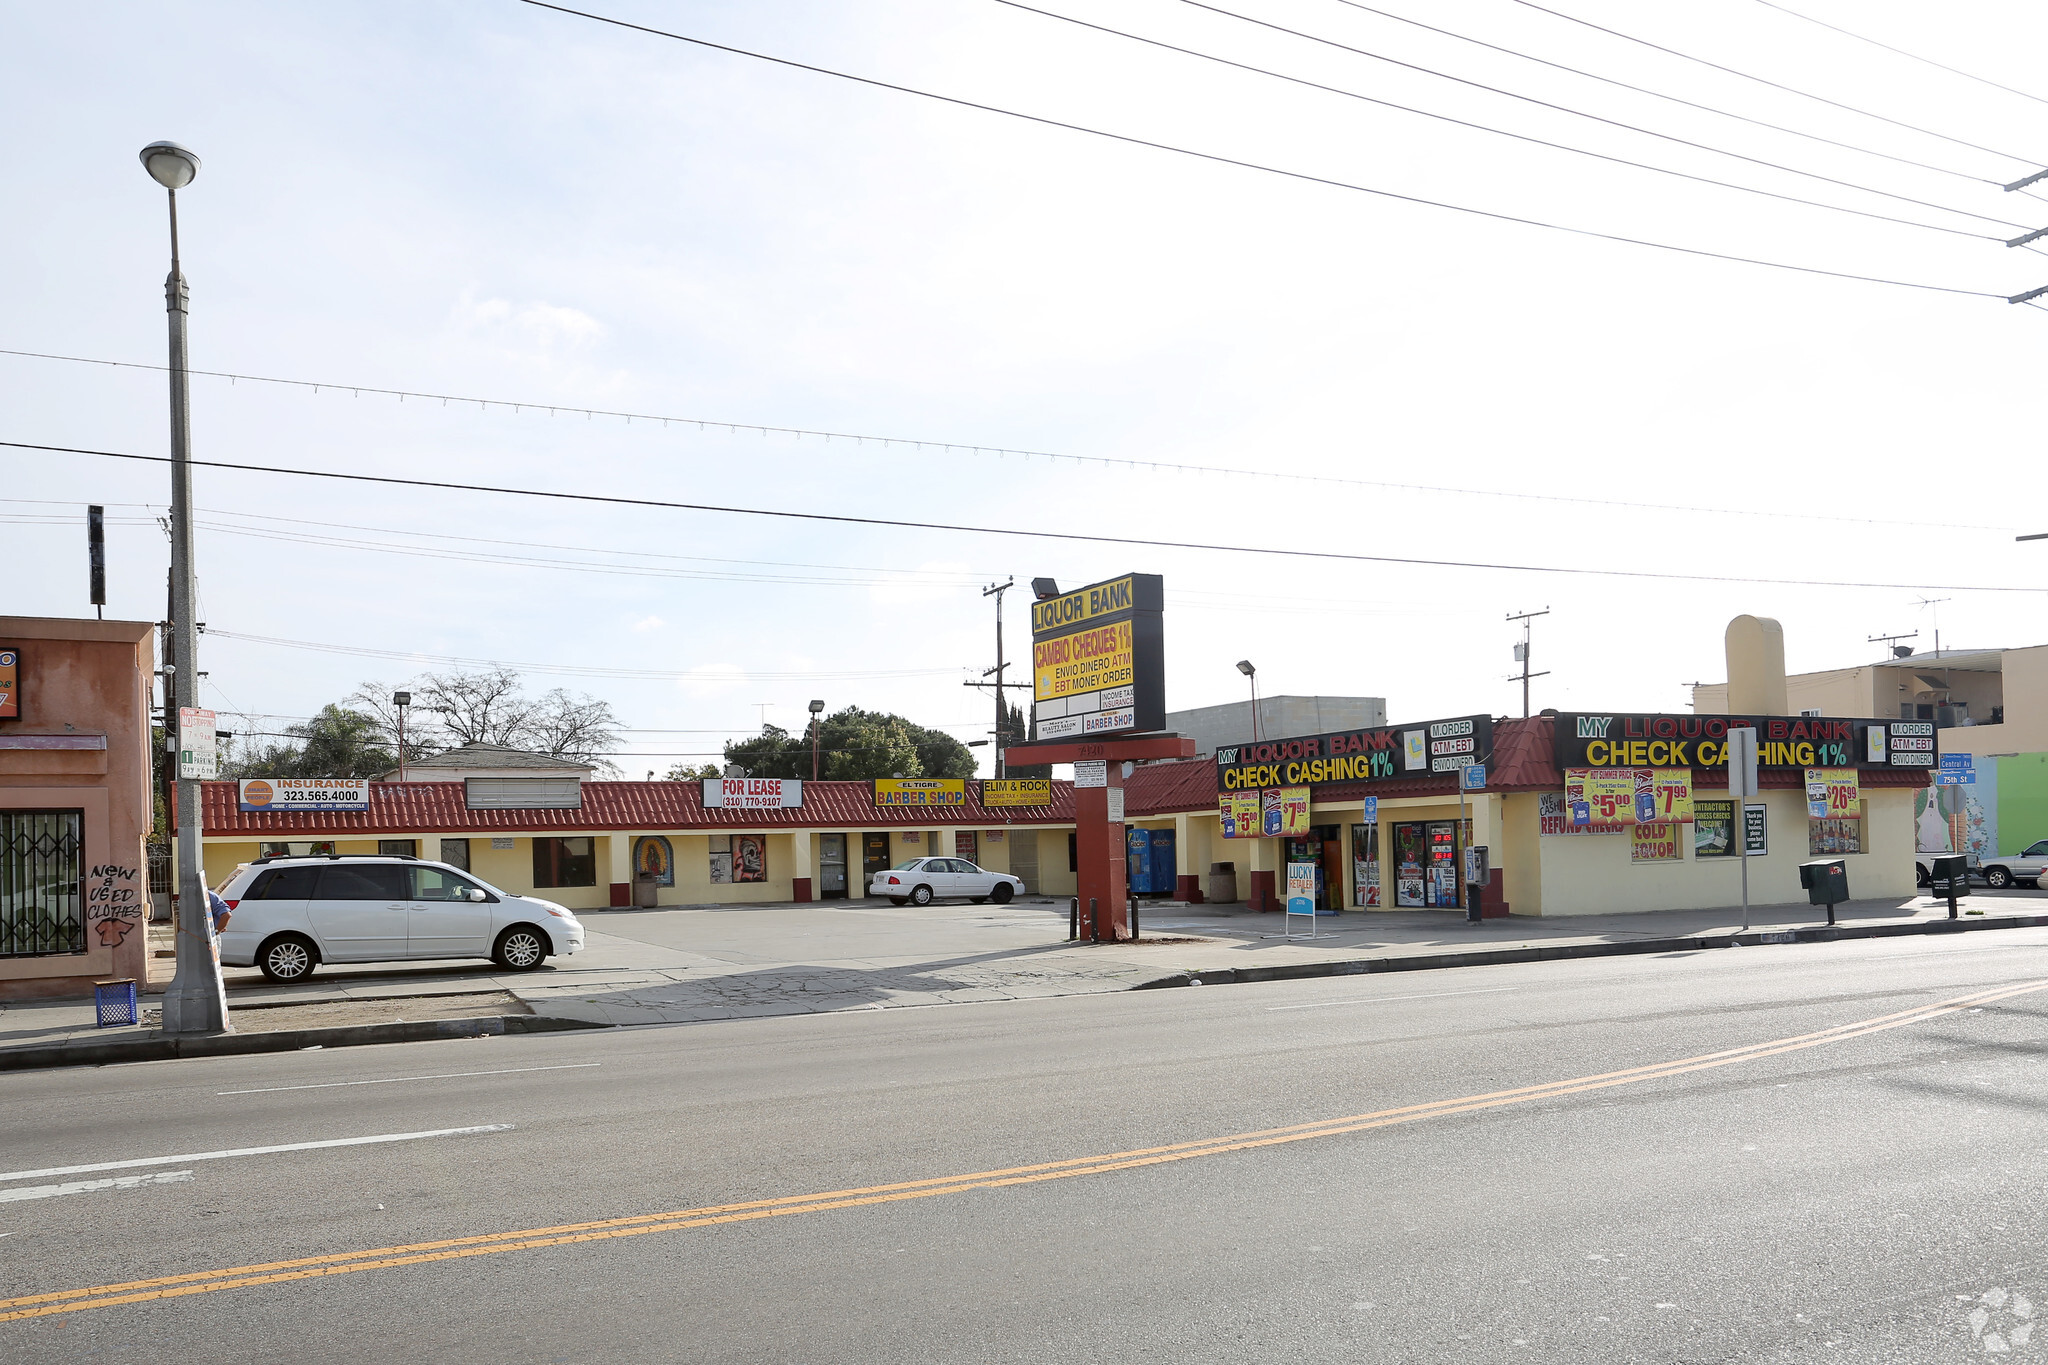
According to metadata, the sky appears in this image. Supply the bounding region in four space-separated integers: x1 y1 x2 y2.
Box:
6 0 2048 776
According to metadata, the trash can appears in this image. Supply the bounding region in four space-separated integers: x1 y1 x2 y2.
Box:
634 872 660 909
1207 860 1238 904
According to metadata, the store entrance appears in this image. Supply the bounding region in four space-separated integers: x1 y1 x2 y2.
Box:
1393 820 1463 909
1282 824 1344 912
819 834 849 899
861 833 892 897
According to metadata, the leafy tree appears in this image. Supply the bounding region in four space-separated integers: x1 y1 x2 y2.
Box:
221 704 394 778
718 707 967 781
664 762 723 781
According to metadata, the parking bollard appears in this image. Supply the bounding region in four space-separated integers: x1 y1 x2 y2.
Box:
1069 896 1080 940
1089 897 1099 944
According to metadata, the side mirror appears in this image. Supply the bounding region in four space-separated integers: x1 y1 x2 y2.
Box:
467 887 488 902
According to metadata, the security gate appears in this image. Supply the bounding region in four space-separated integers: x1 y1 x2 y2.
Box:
0 810 85 957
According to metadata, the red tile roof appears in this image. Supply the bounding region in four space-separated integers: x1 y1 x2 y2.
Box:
202 778 1078 836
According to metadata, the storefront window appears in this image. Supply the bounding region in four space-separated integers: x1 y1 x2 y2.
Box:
1631 824 1682 863
378 839 418 858
1809 804 1865 856
1351 823 1380 907
0 810 84 957
439 838 470 871
532 836 596 888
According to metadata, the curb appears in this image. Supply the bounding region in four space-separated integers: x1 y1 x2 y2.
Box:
0 1013 611 1074
1131 911 2048 991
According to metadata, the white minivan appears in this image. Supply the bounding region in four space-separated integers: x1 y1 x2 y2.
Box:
215 855 585 983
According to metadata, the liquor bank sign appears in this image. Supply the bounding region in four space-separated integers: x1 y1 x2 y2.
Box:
1029 574 1165 742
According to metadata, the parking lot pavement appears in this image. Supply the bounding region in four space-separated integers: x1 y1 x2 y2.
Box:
10 888 2045 1052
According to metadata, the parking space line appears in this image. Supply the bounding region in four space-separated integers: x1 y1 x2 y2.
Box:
0 1125 512 1185
217 1065 598 1096
0 1172 194 1204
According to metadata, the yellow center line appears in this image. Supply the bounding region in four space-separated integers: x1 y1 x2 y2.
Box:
5 977 2040 1324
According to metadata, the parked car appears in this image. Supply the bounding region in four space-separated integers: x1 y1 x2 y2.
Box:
214 854 585 983
1979 841 2048 890
869 857 1023 907
1918 843 2048 890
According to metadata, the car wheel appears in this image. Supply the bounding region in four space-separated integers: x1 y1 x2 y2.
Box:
1986 867 2013 890
888 896 908 906
1915 863 1931 889
493 925 550 971
257 933 318 983
991 883 1014 905
909 885 934 906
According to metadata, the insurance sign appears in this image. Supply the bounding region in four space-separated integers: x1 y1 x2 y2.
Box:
238 778 371 811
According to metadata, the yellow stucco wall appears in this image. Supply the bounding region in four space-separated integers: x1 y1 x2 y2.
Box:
1528 787 1916 915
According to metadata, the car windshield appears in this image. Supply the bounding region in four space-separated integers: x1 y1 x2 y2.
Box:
892 858 928 871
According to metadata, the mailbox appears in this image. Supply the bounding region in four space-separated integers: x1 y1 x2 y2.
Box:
1800 858 1848 908
1928 853 1969 893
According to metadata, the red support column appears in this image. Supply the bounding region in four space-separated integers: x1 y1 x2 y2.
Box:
1074 768 1128 941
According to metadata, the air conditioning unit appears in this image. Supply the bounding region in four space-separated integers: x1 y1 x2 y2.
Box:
1799 708 1822 718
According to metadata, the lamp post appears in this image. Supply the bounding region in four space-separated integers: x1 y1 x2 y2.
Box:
1236 660 1261 742
808 699 825 781
393 691 412 781
144 140 228 1035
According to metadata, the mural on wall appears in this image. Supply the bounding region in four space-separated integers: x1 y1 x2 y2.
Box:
86 862 143 948
634 836 674 887
1917 764 1998 861
733 835 766 883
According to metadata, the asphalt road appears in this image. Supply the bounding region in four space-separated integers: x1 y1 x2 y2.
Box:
6 929 2048 1363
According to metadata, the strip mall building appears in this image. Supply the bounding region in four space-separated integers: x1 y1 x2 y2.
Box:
194 708 1928 919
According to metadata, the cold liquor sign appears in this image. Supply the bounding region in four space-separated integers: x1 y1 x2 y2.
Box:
1030 573 1165 741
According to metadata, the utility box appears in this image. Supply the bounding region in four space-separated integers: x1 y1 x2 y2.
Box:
1800 858 1848 908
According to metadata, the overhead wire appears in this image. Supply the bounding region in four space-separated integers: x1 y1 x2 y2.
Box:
1504 0 2043 169
990 0 2006 240
1321 0 2009 186
1751 0 2048 110
0 353 2009 530
1161 0 2027 233
510 0 2004 298
16 438 2043 595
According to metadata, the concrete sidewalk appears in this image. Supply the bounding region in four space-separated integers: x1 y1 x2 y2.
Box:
6 889 2045 1061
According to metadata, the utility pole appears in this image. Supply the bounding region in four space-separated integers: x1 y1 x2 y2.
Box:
962 578 1015 778
1506 608 1551 718
142 139 229 1035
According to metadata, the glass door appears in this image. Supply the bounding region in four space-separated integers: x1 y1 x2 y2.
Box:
1426 821 1460 908
819 834 848 899
1351 823 1380 908
1394 823 1427 908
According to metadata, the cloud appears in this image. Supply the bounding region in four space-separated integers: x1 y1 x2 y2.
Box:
631 615 664 633
451 292 606 353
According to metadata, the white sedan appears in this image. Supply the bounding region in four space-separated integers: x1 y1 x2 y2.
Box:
870 857 1023 906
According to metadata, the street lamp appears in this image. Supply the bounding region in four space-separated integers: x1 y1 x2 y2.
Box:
144 139 228 1035
808 699 825 781
1236 660 1261 742
393 691 412 781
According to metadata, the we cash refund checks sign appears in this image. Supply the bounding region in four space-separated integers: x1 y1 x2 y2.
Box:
239 778 371 812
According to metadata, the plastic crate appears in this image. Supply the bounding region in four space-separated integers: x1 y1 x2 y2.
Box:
94 979 139 1028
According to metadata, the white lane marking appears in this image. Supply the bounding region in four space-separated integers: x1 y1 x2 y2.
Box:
1267 986 1518 1011
217 1063 599 1096
0 1171 195 1204
0 1125 512 1185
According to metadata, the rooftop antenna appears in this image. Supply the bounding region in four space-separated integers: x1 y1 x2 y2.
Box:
1913 597 1952 700
1867 630 1917 659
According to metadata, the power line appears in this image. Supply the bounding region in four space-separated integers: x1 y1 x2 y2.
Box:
1506 0 2041 168
1752 0 2048 109
995 0 2005 240
0 352 2007 530
19 438 2043 594
1323 0 2009 186
203 628 967 682
511 0 2003 298
1161 0 2025 233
